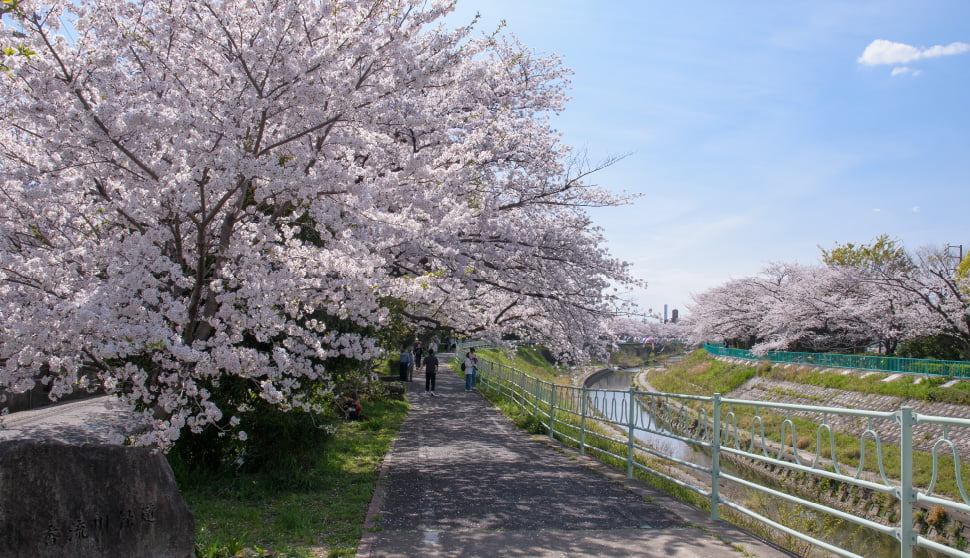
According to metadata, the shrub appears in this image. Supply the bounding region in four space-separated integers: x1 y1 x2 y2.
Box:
927 505 948 527
169 395 335 481
898 335 967 361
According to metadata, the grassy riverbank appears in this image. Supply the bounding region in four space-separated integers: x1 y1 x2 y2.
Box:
475 346 564 379
176 397 407 558
645 348 758 395
648 348 970 405
646 349 970 501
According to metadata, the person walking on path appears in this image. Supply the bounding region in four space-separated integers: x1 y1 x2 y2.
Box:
398 345 412 382
413 341 423 369
463 348 478 391
424 349 439 395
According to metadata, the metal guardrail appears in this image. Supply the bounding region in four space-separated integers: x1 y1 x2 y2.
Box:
457 342 970 558
704 344 970 378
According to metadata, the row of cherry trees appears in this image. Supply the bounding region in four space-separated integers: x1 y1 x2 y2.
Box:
685 237 970 360
609 316 684 342
0 0 638 448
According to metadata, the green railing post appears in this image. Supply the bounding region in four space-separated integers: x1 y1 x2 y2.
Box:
711 392 722 521
507 365 514 399
533 377 540 417
627 386 636 478
580 385 588 456
898 406 915 558
548 383 557 440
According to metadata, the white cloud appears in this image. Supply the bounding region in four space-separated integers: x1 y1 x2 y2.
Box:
858 40 970 74
890 66 921 77
923 43 970 58
859 40 922 65
912 206 921 213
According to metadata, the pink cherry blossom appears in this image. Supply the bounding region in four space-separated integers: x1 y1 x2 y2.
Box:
0 0 638 448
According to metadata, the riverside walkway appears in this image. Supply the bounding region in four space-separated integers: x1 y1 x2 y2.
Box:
356 357 796 558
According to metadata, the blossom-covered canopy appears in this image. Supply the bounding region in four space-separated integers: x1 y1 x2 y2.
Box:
0 0 637 446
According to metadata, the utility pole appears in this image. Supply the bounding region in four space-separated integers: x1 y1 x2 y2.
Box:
946 244 964 274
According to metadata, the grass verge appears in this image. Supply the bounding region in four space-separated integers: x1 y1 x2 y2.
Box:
476 346 563 380
177 397 407 558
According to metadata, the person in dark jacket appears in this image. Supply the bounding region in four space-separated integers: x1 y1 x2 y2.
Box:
399 346 412 382
424 349 439 395
413 341 424 368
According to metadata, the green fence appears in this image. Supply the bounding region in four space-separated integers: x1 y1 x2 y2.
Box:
704 344 970 378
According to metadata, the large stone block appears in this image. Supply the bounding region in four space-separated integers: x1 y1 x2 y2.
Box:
0 439 194 558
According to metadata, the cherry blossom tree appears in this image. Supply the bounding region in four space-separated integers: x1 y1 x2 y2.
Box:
866 246 970 358
610 316 681 340
687 262 909 355
753 264 887 354
684 266 791 350
687 237 970 360
0 0 637 448
820 235 916 355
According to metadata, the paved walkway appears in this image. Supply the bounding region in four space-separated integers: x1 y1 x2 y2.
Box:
356 358 796 558
0 395 135 444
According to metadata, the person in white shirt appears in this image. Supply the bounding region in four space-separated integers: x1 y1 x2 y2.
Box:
463 348 478 391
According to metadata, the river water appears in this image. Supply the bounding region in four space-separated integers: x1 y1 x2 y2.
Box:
584 368 697 462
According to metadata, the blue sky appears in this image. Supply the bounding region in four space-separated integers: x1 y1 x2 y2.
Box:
448 1 970 319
